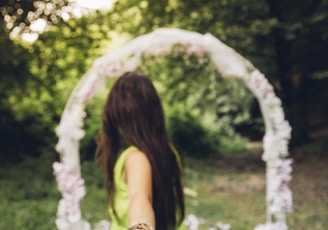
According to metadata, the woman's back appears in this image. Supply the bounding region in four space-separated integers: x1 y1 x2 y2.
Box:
97 72 185 230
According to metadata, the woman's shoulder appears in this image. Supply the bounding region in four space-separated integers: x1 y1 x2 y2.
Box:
114 146 149 187
125 147 150 168
117 146 139 163
115 146 139 174
117 146 151 175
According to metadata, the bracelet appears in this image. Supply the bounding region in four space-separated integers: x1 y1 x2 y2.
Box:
128 223 153 230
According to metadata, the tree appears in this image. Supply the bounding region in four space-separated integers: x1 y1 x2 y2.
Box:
107 0 328 145
1 0 327 161
0 2 113 160
263 0 328 144
0 17 39 161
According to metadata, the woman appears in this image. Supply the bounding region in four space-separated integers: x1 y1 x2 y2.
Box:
96 72 185 230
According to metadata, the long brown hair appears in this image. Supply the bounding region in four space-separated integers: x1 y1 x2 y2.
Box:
96 72 185 230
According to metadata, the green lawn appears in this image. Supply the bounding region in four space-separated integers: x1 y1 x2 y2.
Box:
1 149 327 230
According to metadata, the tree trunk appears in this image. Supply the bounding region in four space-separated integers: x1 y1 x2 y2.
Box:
266 0 311 146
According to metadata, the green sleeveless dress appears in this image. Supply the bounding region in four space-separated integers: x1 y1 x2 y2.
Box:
108 146 185 230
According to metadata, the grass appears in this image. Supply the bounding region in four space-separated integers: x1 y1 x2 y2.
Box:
183 156 267 229
0 153 59 230
1 142 327 230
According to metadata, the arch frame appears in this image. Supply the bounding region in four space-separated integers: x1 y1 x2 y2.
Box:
53 28 293 230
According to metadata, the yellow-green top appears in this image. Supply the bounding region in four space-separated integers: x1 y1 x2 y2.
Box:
108 146 185 230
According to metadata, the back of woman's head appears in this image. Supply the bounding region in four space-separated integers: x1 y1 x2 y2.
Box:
103 72 166 146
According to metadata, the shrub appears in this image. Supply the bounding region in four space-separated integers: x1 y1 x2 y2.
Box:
167 107 221 158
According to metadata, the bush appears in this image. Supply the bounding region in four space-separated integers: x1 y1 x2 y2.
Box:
167 107 221 158
0 108 57 163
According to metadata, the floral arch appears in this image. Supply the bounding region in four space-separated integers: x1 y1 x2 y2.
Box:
53 28 293 230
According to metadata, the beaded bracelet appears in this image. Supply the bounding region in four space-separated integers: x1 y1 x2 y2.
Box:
128 223 153 230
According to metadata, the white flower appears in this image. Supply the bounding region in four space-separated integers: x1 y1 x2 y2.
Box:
184 214 200 230
101 61 124 77
248 71 273 97
267 159 293 216
184 43 206 56
254 222 287 230
55 105 86 142
263 135 281 161
94 220 111 230
216 221 231 230
53 162 86 226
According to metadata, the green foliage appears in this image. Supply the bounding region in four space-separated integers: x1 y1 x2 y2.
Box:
80 160 108 224
79 78 117 160
167 107 221 158
107 0 328 143
0 153 59 229
2 0 326 159
136 45 260 156
80 96 105 160
165 104 249 157
218 135 248 154
111 0 328 83
0 11 113 159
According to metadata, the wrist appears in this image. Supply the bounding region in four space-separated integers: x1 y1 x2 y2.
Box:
128 223 154 230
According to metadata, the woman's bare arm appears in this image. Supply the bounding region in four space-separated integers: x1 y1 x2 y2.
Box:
125 150 155 229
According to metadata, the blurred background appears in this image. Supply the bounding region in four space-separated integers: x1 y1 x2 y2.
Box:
0 0 327 229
